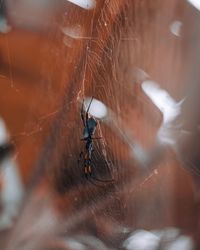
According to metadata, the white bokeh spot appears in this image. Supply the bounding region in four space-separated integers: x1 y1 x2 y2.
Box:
84 97 108 119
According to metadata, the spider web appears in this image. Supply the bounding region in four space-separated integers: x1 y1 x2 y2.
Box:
1 0 199 249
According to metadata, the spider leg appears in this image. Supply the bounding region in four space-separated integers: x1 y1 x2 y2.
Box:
86 176 114 187
92 176 114 183
85 97 94 138
86 96 94 114
88 179 104 187
80 99 86 127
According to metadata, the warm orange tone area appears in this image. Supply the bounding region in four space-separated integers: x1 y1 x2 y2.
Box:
0 29 59 183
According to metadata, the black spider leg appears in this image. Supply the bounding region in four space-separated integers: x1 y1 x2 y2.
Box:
83 154 113 186
88 175 114 187
87 178 108 187
80 99 86 127
85 165 111 187
85 96 94 137
86 96 94 115
89 159 114 183
91 176 114 183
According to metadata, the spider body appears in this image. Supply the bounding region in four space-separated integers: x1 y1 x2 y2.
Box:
82 117 97 140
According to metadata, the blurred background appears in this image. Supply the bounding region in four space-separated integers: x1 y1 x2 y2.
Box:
1 0 200 249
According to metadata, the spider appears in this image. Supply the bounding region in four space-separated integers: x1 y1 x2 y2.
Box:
78 97 113 184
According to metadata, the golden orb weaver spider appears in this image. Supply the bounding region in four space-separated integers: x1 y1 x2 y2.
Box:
78 97 114 185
